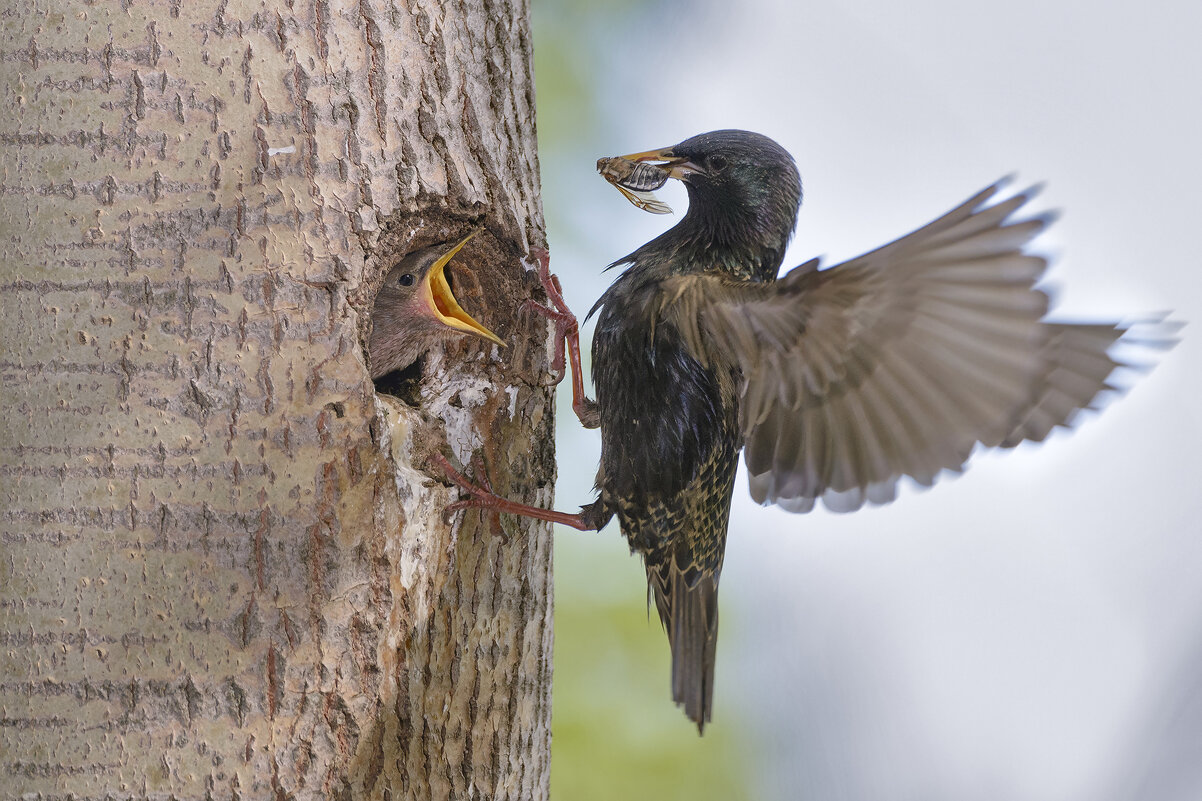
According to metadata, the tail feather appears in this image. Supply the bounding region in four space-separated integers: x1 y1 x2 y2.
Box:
649 560 720 733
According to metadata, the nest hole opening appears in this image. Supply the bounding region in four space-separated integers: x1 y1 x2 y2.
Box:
372 356 425 408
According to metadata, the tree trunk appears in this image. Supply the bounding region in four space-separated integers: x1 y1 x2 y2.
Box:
0 1 555 799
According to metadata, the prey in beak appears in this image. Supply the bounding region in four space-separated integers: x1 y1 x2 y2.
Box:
597 147 703 214
369 231 505 379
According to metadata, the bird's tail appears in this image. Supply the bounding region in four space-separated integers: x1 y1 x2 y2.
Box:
648 560 720 733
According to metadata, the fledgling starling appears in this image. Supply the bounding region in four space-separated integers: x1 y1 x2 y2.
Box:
369 231 504 379
440 129 1172 732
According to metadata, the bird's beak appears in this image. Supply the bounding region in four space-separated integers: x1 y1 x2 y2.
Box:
424 231 506 349
618 147 703 179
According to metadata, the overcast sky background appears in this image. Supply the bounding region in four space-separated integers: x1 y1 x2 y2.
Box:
538 1 1201 798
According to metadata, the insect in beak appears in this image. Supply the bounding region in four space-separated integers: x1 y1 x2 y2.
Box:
596 148 701 215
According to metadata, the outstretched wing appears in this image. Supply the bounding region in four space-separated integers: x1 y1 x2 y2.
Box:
662 181 1133 514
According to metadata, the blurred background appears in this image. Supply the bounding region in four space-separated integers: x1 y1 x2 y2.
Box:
531 1 1202 798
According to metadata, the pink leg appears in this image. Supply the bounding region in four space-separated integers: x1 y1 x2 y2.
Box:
433 453 597 532
524 249 601 429
461 453 504 539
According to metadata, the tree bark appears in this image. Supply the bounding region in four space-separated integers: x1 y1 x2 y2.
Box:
0 1 555 799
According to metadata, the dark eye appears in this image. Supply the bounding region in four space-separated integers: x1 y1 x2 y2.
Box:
398 273 415 287
707 154 728 171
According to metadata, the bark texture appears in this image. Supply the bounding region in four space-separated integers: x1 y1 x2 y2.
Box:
0 1 556 798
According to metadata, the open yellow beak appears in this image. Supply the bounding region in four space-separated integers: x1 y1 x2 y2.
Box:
424 231 506 348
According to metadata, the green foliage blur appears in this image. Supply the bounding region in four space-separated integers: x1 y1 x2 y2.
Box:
552 537 755 800
533 2 757 797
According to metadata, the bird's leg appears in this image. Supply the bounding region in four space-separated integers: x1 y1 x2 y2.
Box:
461 452 505 540
433 453 598 532
523 248 601 429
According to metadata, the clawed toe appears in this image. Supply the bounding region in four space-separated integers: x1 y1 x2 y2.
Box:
433 453 506 538
523 249 601 428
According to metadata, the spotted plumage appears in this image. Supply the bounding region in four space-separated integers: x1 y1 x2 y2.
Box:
583 131 802 729
583 130 1152 730
437 129 1170 733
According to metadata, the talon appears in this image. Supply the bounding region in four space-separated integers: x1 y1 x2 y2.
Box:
522 296 571 384
467 454 505 536
523 248 601 427
468 453 493 493
432 453 509 539
432 452 480 496
429 452 594 532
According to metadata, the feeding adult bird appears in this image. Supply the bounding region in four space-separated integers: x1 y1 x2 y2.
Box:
439 129 1170 731
369 231 504 379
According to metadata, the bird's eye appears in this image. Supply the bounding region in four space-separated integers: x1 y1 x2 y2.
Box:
398 273 415 287
707 154 728 171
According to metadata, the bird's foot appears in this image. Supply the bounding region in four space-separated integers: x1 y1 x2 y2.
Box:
522 247 576 382
432 452 595 531
443 453 505 540
524 248 601 429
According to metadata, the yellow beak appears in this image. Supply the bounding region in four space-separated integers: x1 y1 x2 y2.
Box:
424 231 506 348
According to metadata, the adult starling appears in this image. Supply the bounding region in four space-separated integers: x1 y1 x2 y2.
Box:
369 231 504 378
441 129 1163 731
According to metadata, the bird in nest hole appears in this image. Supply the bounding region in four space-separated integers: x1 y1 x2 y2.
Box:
436 129 1177 732
368 230 504 382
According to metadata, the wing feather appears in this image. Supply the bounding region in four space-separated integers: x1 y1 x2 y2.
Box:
659 180 1147 513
